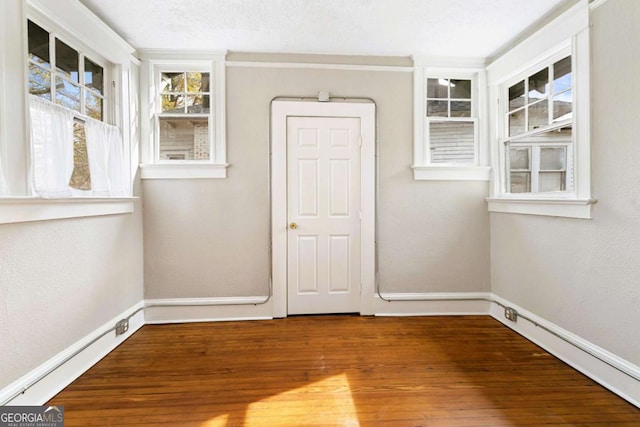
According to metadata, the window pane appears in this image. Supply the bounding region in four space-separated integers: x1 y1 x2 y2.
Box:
69 122 91 191
427 78 448 98
186 72 210 93
450 101 471 118
55 77 81 112
85 90 103 120
159 117 210 161
553 56 572 93
553 91 572 122
84 58 104 94
55 39 79 83
429 121 475 164
186 95 210 114
539 172 566 192
161 72 185 93
528 100 548 131
161 94 185 113
509 80 525 111
508 109 525 136
540 147 566 170
28 63 51 99
450 79 471 99
28 20 50 67
528 67 548 103
510 172 530 193
509 147 530 170
427 100 448 117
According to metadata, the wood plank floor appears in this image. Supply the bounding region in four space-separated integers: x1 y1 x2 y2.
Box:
48 315 640 426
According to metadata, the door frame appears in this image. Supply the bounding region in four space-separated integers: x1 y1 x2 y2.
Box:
271 100 376 317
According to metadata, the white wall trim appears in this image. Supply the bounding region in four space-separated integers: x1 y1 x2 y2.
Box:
589 0 610 11
0 302 144 406
144 297 273 324
0 197 136 224
373 292 492 316
270 101 377 318
486 197 595 219
490 294 640 408
226 61 413 73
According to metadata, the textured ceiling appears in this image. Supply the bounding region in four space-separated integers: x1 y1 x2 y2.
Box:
80 0 570 58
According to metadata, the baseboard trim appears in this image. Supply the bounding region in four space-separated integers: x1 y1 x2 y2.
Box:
4 294 637 408
144 297 273 324
373 292 492 316
0 301 144 406
490 294 640 408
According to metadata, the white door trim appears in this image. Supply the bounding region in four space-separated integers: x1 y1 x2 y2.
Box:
271 100 376 317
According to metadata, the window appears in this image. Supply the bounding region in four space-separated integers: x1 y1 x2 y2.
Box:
0 0 136 223
426 77 476 164
26 19 127 199
412 63 490 181
504 56 573 194
486 0 592 219
139 53 227 179
28 20 105 120
27 20 109 194
158 71 210 161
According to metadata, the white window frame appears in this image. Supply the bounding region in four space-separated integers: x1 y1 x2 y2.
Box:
412 59 490 181
486 0 593 219
0 0 137 224
27 19 109 122
139 52 228 179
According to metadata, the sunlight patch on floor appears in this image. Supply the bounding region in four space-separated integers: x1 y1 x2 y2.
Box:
243 373 360 426
200 414 229 427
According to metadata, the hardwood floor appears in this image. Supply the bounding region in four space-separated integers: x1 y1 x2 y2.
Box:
48 315 640 426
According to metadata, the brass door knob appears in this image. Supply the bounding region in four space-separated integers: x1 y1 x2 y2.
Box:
289 222 298 229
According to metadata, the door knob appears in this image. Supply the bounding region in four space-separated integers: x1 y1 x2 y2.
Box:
289 222 298 229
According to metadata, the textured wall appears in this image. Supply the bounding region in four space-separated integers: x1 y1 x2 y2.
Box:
143 62 490 299
490 0 640 365
0 204 144 387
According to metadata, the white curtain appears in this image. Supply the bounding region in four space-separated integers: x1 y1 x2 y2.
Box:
85 118 128 197
29 96 75 198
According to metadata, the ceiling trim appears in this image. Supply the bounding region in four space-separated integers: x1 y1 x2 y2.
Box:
225 61 413 73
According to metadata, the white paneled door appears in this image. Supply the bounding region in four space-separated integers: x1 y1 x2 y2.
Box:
287 116 361 315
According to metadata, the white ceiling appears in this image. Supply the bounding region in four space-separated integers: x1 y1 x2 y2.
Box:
80 0 570 58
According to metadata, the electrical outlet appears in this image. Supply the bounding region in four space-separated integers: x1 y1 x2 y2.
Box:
504 307 518 322
115 319 129 336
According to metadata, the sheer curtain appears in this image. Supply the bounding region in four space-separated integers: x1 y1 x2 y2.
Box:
85 118 127 197
29 96 74 198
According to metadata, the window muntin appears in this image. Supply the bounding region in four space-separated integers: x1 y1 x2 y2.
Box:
507 56 572 138
27 20 105 121
502 54 574 195
156 69 212 161
506 126 572 194
426 77 476 165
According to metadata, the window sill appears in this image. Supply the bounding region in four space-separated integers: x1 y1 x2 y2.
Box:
0 197 137 225
412 165 491 181
486 197 596 219
140 163 229 179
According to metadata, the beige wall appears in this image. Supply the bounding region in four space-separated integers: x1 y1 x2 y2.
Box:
490 0 640 365
143 60 490 299
0 204 144 387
